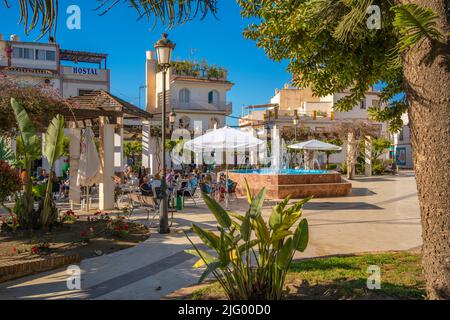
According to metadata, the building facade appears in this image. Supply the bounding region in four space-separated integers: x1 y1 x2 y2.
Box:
239 84 389 166
0 33 110 98
393 113 413 169
143 50 234 173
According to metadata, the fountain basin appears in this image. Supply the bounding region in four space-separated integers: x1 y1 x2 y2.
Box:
229 169 352 200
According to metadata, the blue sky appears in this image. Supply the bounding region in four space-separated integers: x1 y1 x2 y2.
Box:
0 0 291 126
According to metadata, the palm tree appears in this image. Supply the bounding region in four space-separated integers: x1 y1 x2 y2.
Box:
3 0 218 39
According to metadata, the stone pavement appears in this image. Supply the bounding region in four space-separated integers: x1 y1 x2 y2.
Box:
0 172 422 300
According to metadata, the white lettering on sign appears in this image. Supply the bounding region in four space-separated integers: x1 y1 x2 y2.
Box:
72 67 98 75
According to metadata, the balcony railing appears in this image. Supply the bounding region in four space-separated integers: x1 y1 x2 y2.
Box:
170 100 232 113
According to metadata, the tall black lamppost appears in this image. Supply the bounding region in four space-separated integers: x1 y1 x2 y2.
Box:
169 111 176 169
155 34 175 234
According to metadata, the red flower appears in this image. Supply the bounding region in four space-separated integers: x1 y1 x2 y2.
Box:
81 232 88 237
31 247 39 254
12 247 16 253
123 224 129 231
114 226 121 231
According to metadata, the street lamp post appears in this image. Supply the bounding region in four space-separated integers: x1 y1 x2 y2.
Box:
169 111 176 170
155 34 175 234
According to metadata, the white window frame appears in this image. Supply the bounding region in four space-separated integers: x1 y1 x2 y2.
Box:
179 88 190 104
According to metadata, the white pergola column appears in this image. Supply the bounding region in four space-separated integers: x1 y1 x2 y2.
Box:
114 118 124 173
347 132 356 180
99 117 115 210
142 121 161 175
364 136 372 177
69 125 81 205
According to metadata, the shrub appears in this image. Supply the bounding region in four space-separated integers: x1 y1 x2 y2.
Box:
81 227 95 243
61 210 78 223
185 178 310 300
107 217 130 237
1 212 20 232
372 160 388 175
0 160 21 210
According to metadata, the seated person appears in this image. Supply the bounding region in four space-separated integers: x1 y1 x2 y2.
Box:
140 176 153 196
150 174 162 189
201 174 213 194
37 169 48 182
177 173 198 197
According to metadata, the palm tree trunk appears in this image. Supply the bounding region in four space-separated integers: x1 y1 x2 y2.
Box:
401 0 450 300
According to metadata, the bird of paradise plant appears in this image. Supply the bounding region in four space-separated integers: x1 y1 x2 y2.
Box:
185 178 311 300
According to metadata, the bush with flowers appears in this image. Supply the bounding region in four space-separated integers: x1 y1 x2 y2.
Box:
87 211 111 223
0 160 22 211
1 212 20 232
107 217 130 238
60 209 78 223
80 227 95 243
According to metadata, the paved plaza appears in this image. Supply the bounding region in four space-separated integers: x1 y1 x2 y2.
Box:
0 172 422 300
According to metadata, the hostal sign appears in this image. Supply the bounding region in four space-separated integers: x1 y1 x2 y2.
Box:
71 67 98 75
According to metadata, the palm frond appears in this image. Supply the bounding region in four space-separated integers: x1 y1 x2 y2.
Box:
333 0 374 43
3 0 218 40
392 3 443 53
0 137 15 164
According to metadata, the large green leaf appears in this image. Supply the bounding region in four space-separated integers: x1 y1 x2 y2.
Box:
198 261 221 284
293 219 309 252
276 237 293 270
271 230 292 245
185 249 217 268
44 115 65 167
253 215 270 243
285 196 312 216
269 206 282 230
202 193 232 229
192 224 220 251
249 187 266 218
243 177 253 204
10 98 41 161
240 211 252 241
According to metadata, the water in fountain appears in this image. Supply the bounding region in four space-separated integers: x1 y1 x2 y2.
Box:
313 158 321 170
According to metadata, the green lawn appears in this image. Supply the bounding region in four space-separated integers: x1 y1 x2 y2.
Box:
189 252 425 300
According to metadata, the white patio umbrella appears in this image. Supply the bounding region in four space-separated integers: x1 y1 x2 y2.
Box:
288 139 342 170
77 127 102 211
288 139 342 151
184 126 264 208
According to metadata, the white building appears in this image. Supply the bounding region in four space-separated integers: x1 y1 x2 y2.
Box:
393 113 413 169
0 33 113 177
0 33 110 98
142 51 234 173
240 84 389 167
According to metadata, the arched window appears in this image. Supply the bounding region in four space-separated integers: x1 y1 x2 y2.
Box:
208 90 219 105
179 88 190 104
